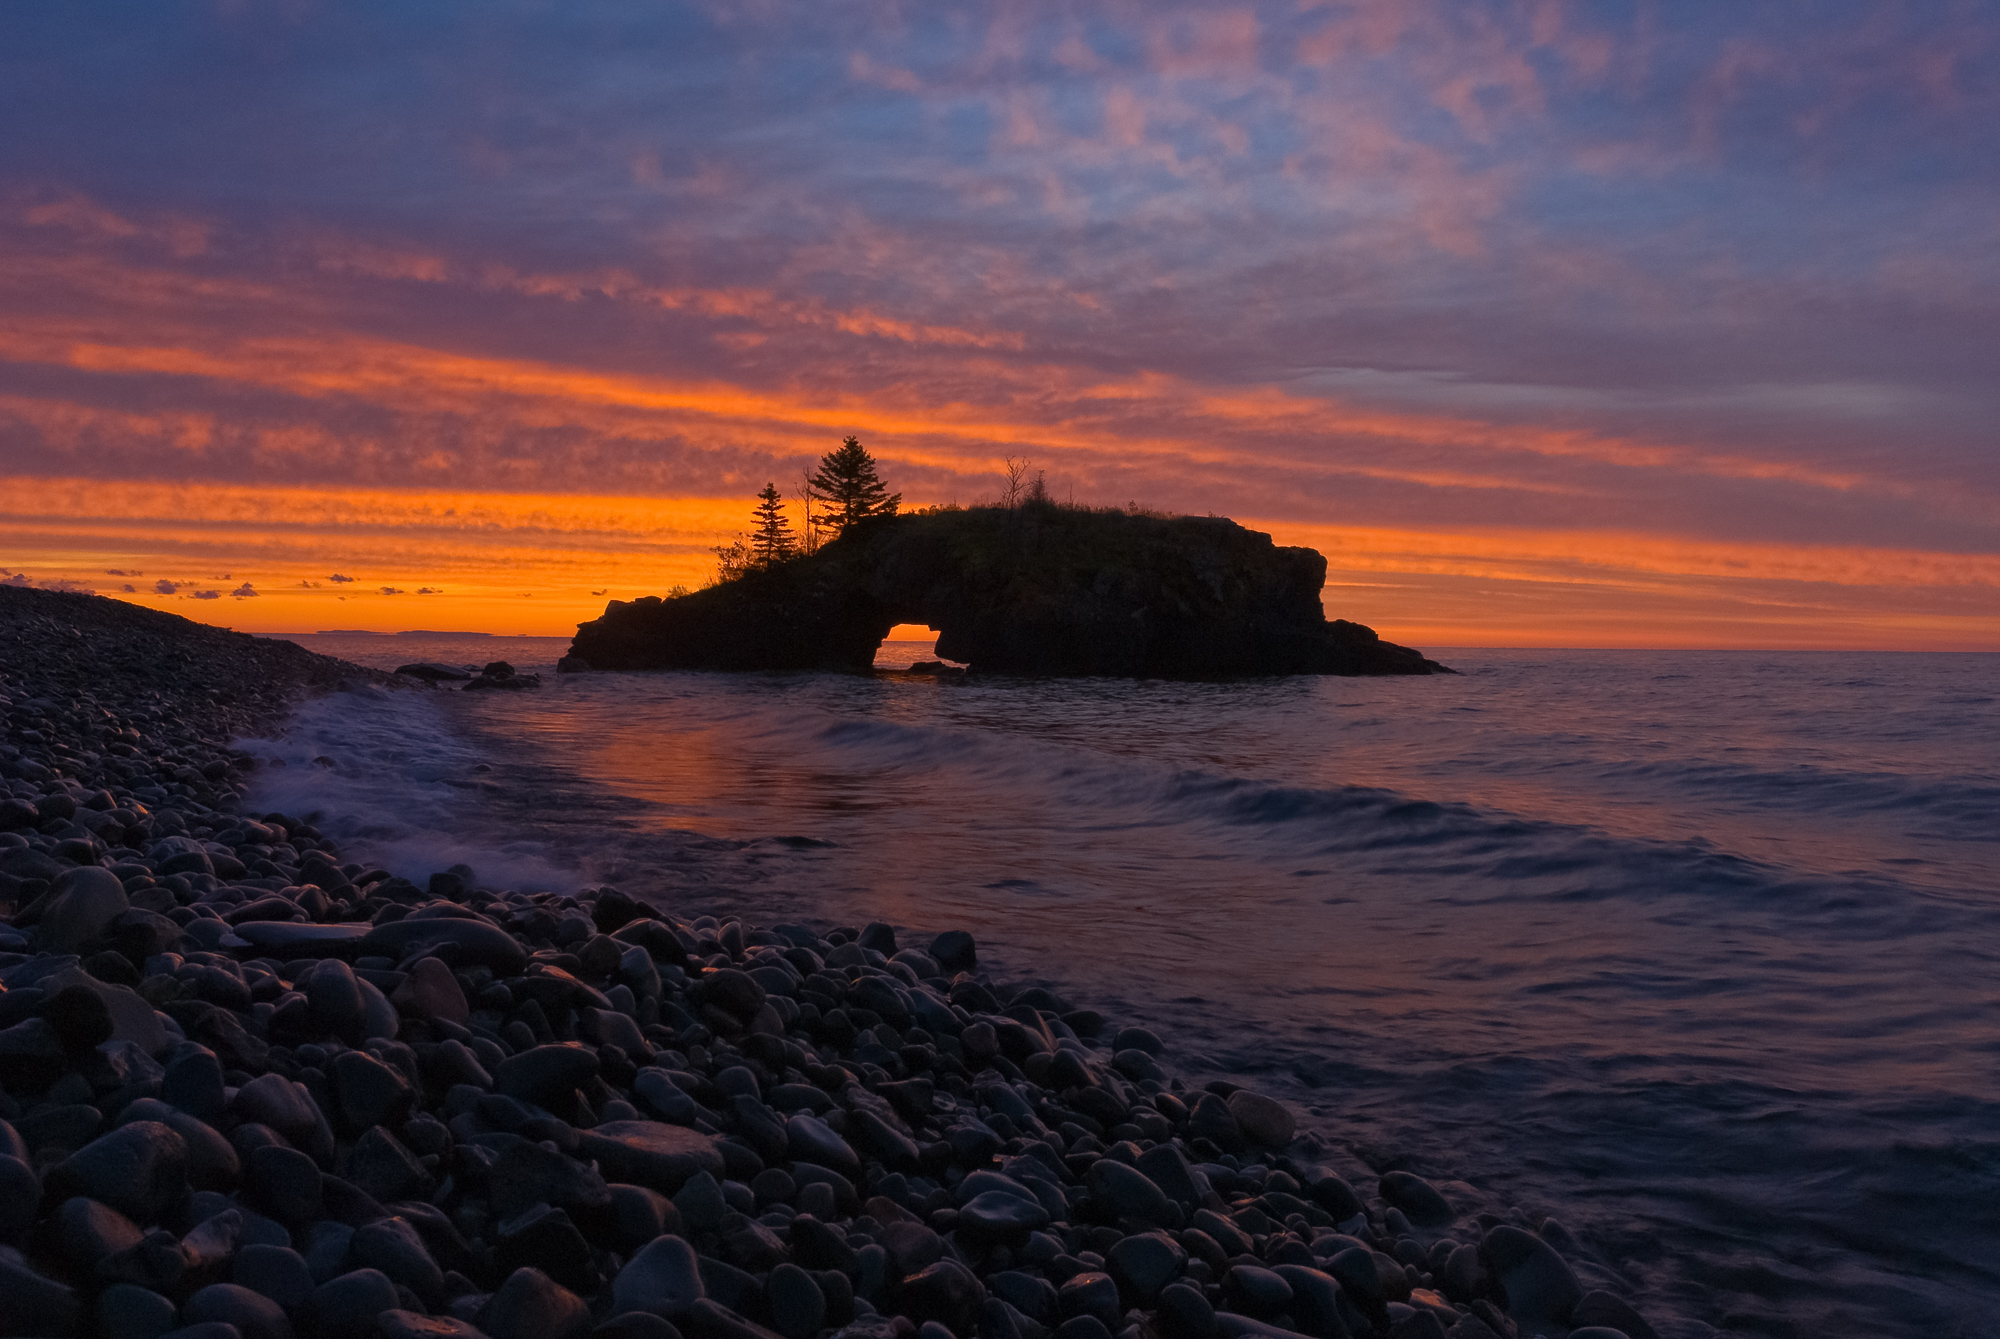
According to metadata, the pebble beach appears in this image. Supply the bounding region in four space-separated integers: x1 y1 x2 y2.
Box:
0 586 1658 1339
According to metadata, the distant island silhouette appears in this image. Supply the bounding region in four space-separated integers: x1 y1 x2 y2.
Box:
565 502 1450 678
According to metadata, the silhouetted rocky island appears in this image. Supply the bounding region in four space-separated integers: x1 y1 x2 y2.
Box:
565 508 1450 678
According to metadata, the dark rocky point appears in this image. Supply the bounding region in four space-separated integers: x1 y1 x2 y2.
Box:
565 508 1451 677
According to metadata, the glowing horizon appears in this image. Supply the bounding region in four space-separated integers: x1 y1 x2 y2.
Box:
3 3 1996 650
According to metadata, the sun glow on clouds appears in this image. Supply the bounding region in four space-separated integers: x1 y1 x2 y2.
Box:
0 1 1996 646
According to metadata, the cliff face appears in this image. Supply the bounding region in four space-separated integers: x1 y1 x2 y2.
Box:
567 507 1450 677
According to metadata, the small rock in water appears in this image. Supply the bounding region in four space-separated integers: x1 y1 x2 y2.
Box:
1223 1091 1294 1148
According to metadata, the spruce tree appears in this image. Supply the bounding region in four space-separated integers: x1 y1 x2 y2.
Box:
808 436 901 536
750 482 798 566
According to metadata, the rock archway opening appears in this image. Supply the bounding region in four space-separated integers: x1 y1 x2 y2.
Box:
873 621 961 670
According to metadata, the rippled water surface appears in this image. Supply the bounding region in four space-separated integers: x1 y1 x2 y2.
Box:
260 636 2000 1338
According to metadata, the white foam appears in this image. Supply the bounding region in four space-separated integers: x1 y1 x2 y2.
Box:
235 685 575 891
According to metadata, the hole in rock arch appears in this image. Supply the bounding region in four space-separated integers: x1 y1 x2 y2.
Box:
872 622 961 670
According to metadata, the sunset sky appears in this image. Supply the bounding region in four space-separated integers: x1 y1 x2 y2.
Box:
2 2 1996 646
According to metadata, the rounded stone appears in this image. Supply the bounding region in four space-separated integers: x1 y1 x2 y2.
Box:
494 1043 601 1107
163 1047 227 1120
613 1233 705 1318
53 1194 145 1267
0 1153 43 1245
232 1244 315 1309
482 1266 592 1339
956 1189 1050 1244
45 1121 190 1226
1056 1272 1121 1328
1105 1231 1187 1306
1111 1027 1162 1057
1480 1226 1583 1334
247 1144 323 1226
328 1050 414 1134
1222 1265 1293 1318
786 1114 860 1178
39 866 130 954
43 982 114 1050
351 1216 444 1303
1377 1172 1453 1228
304 1269 399 1337
0 1253 82 1337
899 1260 985 1335
1224 1091 1294 1148
98 1281 179 1339
1155 1284 1215 1339
180 1283 293 1339
361 917 529 976
1086 1158 1172 1227
765 1263 825 1339
1185 1094 1242 1153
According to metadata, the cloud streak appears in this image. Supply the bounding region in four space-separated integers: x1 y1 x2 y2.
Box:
0 1 1993 644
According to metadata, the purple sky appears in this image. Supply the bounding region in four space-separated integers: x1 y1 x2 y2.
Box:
1 2 1996 642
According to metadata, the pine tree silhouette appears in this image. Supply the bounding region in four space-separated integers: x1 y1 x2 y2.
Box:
808 437 901 536
750 482 798 566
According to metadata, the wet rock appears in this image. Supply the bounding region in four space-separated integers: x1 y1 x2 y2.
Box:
328 1049 414 1133
1057 1273 1122 1330
1223 1092 1293 1149
163 1047 227 1119
900 1260 986 1334
53 1194 144 1267
765 1263 825 1339
39 866 130 954
1570 1290 1657 1339
230 1075 334 1165
484 1266 592 1339
299 961 366 1044
1105 1231 1187 1307
786 1114 860 1178
0 1253 83 1337
352 1215 445 1304
614 1234 706 1319
180 1284 294 1339
1478 1226 1581 1335
1185 1095 1242 1153
490 1136 612 1219
1221 1267 1292 1319
46 1121 189 1225
232 1245 316 1309
496 1044 600 1108
0 1153 36 1245
674 1170 728 1233
956 1189 1051 1244
1300 1170 1364 1224
246 1144 323 1226
577 1120 725 1195
304 1269 399 1338
362 917 529 976
392 957 469 1025
605 1183 677 1251
495 1203 597 1294
99 1281 180 1339
1086 1158 1173 1228
1377 1173 1452 1228
348 1124 431 1203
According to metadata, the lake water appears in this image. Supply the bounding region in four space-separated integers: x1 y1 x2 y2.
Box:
251 633 2000 1339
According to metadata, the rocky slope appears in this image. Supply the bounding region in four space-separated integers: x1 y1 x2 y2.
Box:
566 509 1450 678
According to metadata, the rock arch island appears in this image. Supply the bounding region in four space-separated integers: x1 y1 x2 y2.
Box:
564 506 1450 677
